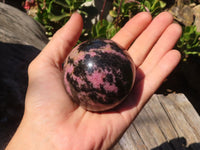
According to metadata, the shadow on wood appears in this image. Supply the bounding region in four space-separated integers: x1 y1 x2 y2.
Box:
152 137 200 150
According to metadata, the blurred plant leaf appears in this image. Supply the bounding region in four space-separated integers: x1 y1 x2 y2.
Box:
176 25 200 59
48 13 70 22
109 10 118 18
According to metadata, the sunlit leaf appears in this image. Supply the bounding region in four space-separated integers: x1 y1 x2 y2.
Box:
109 10 118 18
48 13 70 22
159 1 166 8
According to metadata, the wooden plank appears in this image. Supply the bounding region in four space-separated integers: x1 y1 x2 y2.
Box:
168 94 200 139
112 94 200 150
148 95 178 140
117 123 147 150
133 103 167 149
159 94 200 144
112 143 123 150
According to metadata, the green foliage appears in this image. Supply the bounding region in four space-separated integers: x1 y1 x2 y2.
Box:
110 0 166 20
143 0 166 15
90 20 120 39
34 0 200 61
108 0 167 36
176 26 200 60
87 0 167 42
35 0 92 36
35 0 167 38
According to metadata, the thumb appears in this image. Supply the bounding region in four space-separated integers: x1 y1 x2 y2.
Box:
26 12 83 115
28 12 83 82
36 12 83 70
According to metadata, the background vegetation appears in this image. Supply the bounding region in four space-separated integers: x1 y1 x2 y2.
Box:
33 0 200 62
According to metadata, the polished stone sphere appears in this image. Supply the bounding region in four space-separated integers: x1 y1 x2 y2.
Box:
63 39 135 111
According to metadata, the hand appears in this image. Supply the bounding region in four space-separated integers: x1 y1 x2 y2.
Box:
6 12 182 150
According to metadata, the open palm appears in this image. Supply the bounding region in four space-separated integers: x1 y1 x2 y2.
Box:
6 12 182 150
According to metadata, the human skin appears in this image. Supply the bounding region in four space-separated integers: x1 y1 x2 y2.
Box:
5 12 182 150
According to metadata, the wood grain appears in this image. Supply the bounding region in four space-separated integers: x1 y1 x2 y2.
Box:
112 93 200 150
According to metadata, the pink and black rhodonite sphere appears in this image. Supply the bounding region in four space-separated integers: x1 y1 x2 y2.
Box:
63 39 136 111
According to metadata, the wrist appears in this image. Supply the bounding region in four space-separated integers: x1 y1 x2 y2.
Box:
5 116 55 150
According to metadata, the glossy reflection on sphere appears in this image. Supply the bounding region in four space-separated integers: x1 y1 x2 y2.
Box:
63 39 135 111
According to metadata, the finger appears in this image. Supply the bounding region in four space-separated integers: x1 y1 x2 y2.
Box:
139 23 182 76
136 50 181 110
40 12 83 69
111 12 152 49
129 12 174 67
118 50 181 121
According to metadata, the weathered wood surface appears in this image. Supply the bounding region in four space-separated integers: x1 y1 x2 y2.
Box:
112 93 200 150
0 2 48 49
